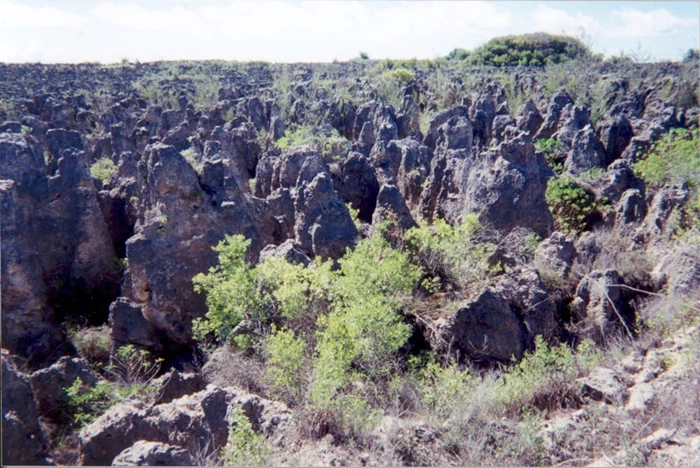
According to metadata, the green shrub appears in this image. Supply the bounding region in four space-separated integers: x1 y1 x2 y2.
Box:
418 360 475 423
404 214 496 289
90 158 117 185
535 138 565 173
524 233 542 254
327 395 381 439
376 67 415 109
264 328 306 403
275 126 351 162
445 48 471 61
65 378 116 427
579 167 605 182
467 33 591 67
221 407 269 467
311 235 421 404
545 176 598 234
192 235 261 345
633 128 699 190
496 336 602 411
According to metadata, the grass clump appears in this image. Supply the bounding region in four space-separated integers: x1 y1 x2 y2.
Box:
376 67 415 109
89 157 117 185
633 128 699 190
275 125 351 163
64 345 162 428
535 138 565 173
221 407 269 467
404 214 497 291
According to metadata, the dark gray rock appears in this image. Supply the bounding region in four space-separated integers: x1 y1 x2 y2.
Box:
564 125 607 175
420 127 554 237
597 113 634 162
439 288 526 363
259 239 312 266
2 350 48 465
294 173 358 259
29 357 98 423
111 441 193 466
371 184 417 239
333 151 379 222
535 231 577 279
516 99 543 136
151 370 206 405
571 269 634 344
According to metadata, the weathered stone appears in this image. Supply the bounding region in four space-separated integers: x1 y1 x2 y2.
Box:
579 368 628 404
535 231 576 279
2 350 48 465
111 441 193 466
29 357 98 423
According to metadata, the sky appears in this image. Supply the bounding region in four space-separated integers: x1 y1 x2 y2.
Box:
0 1 698 63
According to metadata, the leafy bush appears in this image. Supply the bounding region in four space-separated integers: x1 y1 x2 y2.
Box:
445 48 471 61
467 33 591 67
65 378 117 427
535 138 565 173
221 407 268 467
633 128 699 190
264 328 306 403
275 125 351 163
545 176 598 234
496 336 601 411
90 158 117 185
376 67 415 109
311 235 422 404
192 235 261 345
418 360 474 423
404 214 496 290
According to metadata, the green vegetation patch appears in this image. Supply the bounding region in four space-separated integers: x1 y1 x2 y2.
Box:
466 33 591 67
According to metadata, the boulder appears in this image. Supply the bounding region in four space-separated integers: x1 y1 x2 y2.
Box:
373 139 431 209
294 173 359 259
371 184 417 237
597 113 634 162
438 288 526 363
29 356 98 423
535 89 573 140
419 127 554 237
259 240 312 266
79 385 290 466
119 144 276 351
516 99 543 136
579 368 629 404
564 126 607 175
332 151 379 222
111 441 193 466
535 231 577 279
2 350 48 465
1 131 118 364
151 370 206 405
570 269 634 344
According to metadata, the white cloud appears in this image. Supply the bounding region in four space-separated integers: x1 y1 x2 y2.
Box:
610 8 698 37
0 1 697 63
531 5 601 36
0 0 89 28
90 2 208 31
